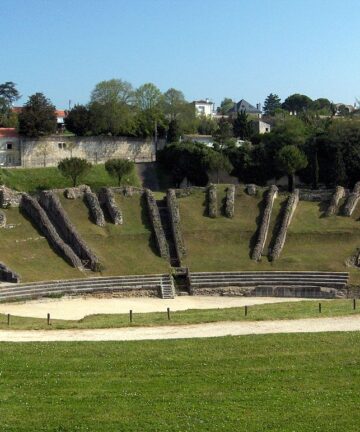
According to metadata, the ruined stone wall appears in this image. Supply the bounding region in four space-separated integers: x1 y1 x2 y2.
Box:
38 191 100 271
0 262 20 283
64 185 90 200
84 191 105 227
0 186 23 208
174 187 206 198
326 186 345 216
251 185 278 261
0 210 6 227
145 189 169 259
167 189 186 261
98 188 123 224
225 185 235 218
111 186 145 196
20 194 83 269
207 184 217 218
270 189 299 261
343 182 360 216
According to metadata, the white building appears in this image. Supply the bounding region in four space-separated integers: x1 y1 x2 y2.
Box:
193 99 215 117
0 128 21 166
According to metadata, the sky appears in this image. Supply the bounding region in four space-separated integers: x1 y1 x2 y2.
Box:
1 0 360 109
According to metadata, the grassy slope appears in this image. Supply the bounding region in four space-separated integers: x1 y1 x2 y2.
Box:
0 299 359 330
1 163 140 193
179 186 360 283
0 207 83 282
59 193 169 276
0 333 359 431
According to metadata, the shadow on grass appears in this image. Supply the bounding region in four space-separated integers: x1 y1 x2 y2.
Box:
248 189 267 259
319 200 330 218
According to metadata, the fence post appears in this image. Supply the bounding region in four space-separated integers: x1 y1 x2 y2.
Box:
319 303 322 313
47 313 50 326
245 305 248 317
353 298 356 310
167 307 171 320
7 313 10 326
129 310 133 323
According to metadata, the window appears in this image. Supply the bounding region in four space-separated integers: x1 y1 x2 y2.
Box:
265 128 269 132
6 143 12 150
58 142 67 149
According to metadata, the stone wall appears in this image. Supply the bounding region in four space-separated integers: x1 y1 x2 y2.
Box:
207 184 217 218
326 186 345 216
167 189 186 261
343 181 360 216
0 186 23 208
98 188 123 224
38 191 101 271
20 194 83 269
224 185 235 218
251 185 278 261
20 135 163 168
64 185 90 200
0 262 20 283
174 186 206 198
270 189 299 261
299 189 337 201
145 189 169 259
0 210 6 227
112 186 145 196
84 191 105 227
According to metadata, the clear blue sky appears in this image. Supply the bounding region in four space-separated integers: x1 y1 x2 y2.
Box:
1 0 359 109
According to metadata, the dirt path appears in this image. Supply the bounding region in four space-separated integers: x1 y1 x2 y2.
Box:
1 316 360 342
0 296 308 320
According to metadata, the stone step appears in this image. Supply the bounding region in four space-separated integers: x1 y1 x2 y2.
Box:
192 281 346 288
191 271 349 277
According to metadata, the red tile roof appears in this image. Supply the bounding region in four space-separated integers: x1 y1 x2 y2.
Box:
0 128 18 138
12 107 67 118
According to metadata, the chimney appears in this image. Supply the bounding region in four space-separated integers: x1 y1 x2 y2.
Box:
256 103 261 111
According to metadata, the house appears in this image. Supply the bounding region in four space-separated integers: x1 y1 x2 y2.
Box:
193 99 215 117
0 128 21 166
251 119 271 134
228 99 262 118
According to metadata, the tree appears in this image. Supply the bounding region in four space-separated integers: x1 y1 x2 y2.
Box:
263 93 281 116
203 150 233 184
162 88 186 120
105 158 134 186
217 98 234 115
18 93 57 137
311 98 332 115
167 119 181 143
135 83 162 111
334 148 347 186
282 93 313 114
58 157 92 186
233 110 252 140
213 118 233 149
64 105 91 136
90 79 134 105
0 82 20 127
36 141 53 167
276 145 308 191
89 100 135 136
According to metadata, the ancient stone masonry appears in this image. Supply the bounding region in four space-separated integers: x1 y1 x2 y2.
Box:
343 182 360 216
251 185 278 261
0 210 6 227
207 184 217 218
299 189 334 201
326 186 345 216
20 194 83 269
98 188 123 224
38 191 101 271
112 186 145 197
0 186 22 208
225 185 235 218
145 189 170 259
84 191 105 227
167 189 186 260
270 189 300 261
64 185 90 200
245 184 257 196
174 186 206 198
0 262 20 283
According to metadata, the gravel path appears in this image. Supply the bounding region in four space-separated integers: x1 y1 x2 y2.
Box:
0 296 308 320
1 316 359 342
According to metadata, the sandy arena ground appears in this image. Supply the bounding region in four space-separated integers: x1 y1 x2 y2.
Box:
0 316 359 342
0 296 310 320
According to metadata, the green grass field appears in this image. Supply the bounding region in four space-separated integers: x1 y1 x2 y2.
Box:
0 332 359 431
178 187 360 283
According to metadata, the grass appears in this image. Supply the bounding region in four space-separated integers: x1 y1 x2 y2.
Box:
0 299 358 330
0 332 359 431
1 163 140 193
178 186 360 283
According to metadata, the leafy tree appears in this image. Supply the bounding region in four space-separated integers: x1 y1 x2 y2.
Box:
0 82 20 127
276 145 308 191
90 79 134 105
162 88 186 120
195 115 217 135
105 158 134 186
135 83 162 111
263 93 282 116
334 148 347 186
203 150 233 183
18 93 57 137
64 105 91 136
213 118 233 149
233 110 252 140
282 93 313 114
217 98 234 115
311 98 332 115
167 119 181 143
89 101 135 136
58 157 92 186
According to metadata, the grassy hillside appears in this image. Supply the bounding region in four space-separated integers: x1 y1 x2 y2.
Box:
0 333 359 431
59 192 169 276
178 186 360 283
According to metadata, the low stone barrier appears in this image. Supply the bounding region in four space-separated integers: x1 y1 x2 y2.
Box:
251 185 278 261
174 186 206 198
0 262 20 283
38 191 101 271
84 191 105 227
207 184 217 218
0 210 6 227
299 189 334 201
112 186 145 196
0 186 22 208
98 188 123 224
145 189 169 259
20 194 83 269
64 185 90 199
270 189 299 261
225 185 235 218
326 186 345 216
167 189 186 261
245 184 257 196
343 182 360 216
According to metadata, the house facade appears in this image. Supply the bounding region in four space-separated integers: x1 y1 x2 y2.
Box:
0 129 21 166
228 99 262 118
193 99 215 117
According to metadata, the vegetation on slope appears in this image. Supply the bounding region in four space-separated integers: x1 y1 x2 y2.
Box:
0 333 359 431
